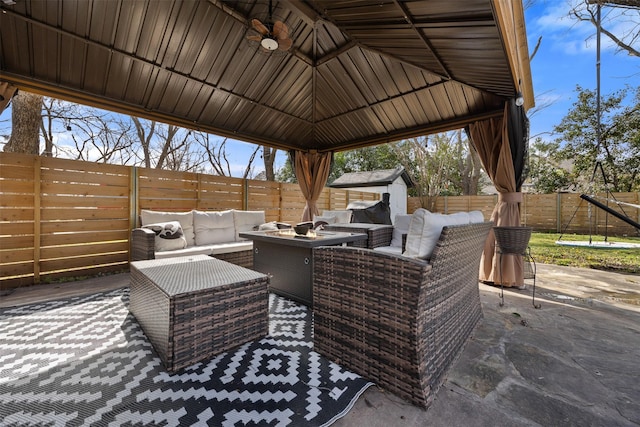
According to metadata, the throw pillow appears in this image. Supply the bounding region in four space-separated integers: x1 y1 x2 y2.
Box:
142 221 187 252
257 221 279 231
313 215 337 228
141 210 195 246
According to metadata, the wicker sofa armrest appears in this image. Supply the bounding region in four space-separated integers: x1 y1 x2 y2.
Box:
131 228 156 261
367 225 393 248
324 223 393 249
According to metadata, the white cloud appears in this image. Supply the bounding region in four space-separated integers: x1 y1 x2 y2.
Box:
529 0 636 56
534 2 575 31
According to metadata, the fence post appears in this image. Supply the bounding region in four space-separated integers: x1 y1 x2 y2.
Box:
243 179 249 210
636 191 640 231
129 166 138 230
556 193 562 233
278 183 284 222
196 173 202 210
33 156 41 284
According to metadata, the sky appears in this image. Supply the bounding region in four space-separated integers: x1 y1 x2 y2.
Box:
1 1 637 177
524 0 639 141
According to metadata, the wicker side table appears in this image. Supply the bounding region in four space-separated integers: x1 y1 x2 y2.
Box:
129 255 269 372
493 226 539 309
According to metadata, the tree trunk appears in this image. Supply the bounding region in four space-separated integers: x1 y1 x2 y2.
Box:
263 146 277 181
4 91 43 154
457 130 482 195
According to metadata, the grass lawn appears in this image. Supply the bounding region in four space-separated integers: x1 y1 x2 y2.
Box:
529 233 640 274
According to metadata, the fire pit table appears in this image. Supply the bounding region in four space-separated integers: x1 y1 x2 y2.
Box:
239 230 366 307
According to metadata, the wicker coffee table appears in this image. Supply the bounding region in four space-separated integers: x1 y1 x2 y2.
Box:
129 255 269 373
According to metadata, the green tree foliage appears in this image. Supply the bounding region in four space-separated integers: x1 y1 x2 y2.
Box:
276 131 487 207
392 134 462 210
275 145 401 184
553 85 639 192
528 138 572 193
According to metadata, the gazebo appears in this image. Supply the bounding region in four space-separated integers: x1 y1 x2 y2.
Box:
0 0 534 285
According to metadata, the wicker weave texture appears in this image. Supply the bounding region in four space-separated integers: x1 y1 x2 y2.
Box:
313 221 492 408
130 257 268 372
493 226 532 255
214 250 254 269
131 228 156 261
323 224 393 249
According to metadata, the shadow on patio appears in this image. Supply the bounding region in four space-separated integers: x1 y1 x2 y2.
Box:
1 264 639 426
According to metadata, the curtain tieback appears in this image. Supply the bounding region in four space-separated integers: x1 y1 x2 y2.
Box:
499 192 522 203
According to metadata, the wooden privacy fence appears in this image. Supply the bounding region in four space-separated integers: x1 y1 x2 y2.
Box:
0 153 377 290
408 192 640 236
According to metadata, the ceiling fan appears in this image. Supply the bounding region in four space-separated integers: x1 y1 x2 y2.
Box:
247 0 293 52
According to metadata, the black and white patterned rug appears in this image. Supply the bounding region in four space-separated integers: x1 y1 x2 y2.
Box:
0 288 373 426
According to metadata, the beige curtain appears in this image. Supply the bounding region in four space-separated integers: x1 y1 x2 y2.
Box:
293 150 333 222
468 104 524 287
0 82 18 112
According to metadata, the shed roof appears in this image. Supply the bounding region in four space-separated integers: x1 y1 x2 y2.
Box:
0 0 533 152
329 167 413 188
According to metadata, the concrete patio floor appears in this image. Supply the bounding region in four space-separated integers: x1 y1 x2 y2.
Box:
2 264 639 426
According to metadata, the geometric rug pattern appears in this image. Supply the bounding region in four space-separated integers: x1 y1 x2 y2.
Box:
0 288 373 426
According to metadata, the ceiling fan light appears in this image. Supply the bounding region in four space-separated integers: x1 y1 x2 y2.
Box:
261 38 279 51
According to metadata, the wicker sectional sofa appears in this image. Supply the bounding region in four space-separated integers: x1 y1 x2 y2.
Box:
130 209 266 268
312 220 493 408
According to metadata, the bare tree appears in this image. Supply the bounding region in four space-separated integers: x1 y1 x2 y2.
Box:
196 134 233 175
243 145 261 179
262 145 277 181
3 92 265 176
194 134 260 177
571 0 640 57
89 117 134 164
39 98 130 162
132 117 157 168
156 124 196 171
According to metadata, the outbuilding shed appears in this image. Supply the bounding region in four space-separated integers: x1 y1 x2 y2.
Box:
329 167 413 222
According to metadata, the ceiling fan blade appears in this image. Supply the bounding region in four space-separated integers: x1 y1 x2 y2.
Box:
251 18 269 36
278 37 293 51
247 35 262 42
273 21 288 40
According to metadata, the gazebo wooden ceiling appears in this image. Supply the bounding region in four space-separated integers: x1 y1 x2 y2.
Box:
0 0 533 153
